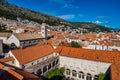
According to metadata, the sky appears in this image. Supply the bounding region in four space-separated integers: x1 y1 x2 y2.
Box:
7 0 120 28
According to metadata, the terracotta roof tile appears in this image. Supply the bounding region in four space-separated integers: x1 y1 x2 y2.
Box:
13 33 43 41
56 46 120 63
0 63 4 69
13 69 41 80
7 68 24 80
0 57 14 62
110 61 120 80
11 45 54 64
0 63 42 80
0 32 11 37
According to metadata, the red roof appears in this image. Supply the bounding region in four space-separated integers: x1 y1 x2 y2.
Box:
110 61 120 80
55 46 120 63
0 57 14 62
0 62 42 80
11 45 54 64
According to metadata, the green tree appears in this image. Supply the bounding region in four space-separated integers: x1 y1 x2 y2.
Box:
98 73 110 80
71 41 82 48
45 67 65 80
0 23 12 32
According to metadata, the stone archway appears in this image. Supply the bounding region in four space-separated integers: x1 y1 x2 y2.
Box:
48 63 51 70
66 69 71 75
37 69 42 76
79 71 84 79
72 70 77 77
43 66 47 73
86 73 92 80
10 43 17 49
55 59 59 65
52 61 56 67
94 75 98 80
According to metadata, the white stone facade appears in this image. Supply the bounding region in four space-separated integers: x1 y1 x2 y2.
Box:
8 51 59 76
84 45 120 51
60 56 111 80
41 23 47 39
7 34 20 47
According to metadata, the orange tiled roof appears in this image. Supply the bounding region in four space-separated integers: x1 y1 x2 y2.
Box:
99 40 112 46
55 46 120 63
13 33 43 41
54 46 63 53
0 63 4 69
85 32 97 39
7 68 24 80
13 69 42 80
11 45 54 64
0 63 23 80
110 61 120 80
0 32 11 37
0 63 41 80
0 56 14 62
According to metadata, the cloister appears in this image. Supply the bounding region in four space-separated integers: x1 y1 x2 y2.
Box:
36 58 59 76
65 68 98 80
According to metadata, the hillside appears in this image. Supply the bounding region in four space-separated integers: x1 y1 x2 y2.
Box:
0 0 110 32
71 22 110 32
0 0 71 26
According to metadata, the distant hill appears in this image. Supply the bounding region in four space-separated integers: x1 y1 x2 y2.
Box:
71 22 111 32
0 0 111 32
0 0 71 26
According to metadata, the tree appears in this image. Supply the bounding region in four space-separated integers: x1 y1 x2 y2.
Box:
45 67 65 80
98 73 110 80
71 41 82 48
0 23 12 32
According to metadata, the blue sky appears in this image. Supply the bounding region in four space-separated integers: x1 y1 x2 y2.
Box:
7 0 120 28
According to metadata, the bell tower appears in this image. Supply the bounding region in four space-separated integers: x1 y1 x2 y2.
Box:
41 23 47 39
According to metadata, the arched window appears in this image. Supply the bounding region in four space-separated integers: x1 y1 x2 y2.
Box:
66 69 70 75
48 64 51 69
37 69 42 76
56 59 59 65
86 73 92 80
52 61 56 67
72 70 77 77
10 43 17 49
43 66 47 73
71 78 75 80
94 75 98 80
79 71 84 79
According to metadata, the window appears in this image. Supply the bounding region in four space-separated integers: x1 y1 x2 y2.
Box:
48 64 51 69
94 75 98 80
37 69 42 76
12 60 14 64
72 70 77 77
79 71 84 79
32 62 34 65
96 56 100 60
22 65 25 68
37 60 39 63
43 66 47 73
56 59 59 64
86 73 92 80
66 69 70 75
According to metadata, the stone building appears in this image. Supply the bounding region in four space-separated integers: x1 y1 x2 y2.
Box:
41 23 47 39
3 44 120 80
7 45 59 76
7 33 44 48
54 46 120 80
0 39 3 55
